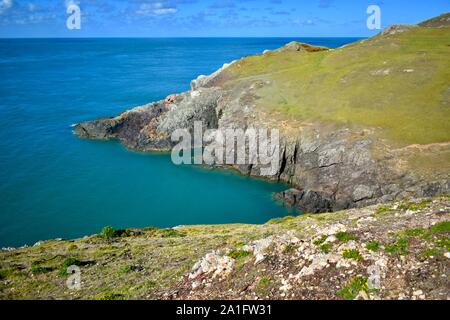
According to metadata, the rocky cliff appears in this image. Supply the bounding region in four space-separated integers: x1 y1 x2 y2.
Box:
74 13 450 214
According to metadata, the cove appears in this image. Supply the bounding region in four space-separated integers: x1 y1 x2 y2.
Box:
0 38 360 247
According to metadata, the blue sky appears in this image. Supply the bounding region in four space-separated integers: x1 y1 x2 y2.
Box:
0 0 448 38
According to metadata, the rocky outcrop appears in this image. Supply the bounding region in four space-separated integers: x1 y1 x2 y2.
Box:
74 19 450 214
1 196 449 300
418 12 450 28
379 24 418 36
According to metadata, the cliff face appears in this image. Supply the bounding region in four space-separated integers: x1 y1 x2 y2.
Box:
75 14 450 213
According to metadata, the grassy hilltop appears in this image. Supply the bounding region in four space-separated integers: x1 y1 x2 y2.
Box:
220 16 450 145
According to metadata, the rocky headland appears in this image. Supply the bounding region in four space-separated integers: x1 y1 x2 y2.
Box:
74 13 450 214
1 14 448 300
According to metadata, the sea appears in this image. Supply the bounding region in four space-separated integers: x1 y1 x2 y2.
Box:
0 37 360 247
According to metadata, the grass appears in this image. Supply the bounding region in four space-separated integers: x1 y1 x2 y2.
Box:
422 248 441 257
31 262 53 275
99 226 119 239
0 194 448 300
401 228 424 237
268 216 295 224
233 241 246 247
398 200 432 211
59 258 82 276
0 269 10 280
336 232 359 243
320 243 333 253
143 227 187 238
67 244 78 251
374 206 393 216
227 250 253 260
313 235 328 246
385 238 409 256
342 249 363 261
423 221 450 239
226 27 450 146
366 241 380 252
258 276 271 287
96 292 124 300
434 237 450 251
338 276 368 300
119 265 132 274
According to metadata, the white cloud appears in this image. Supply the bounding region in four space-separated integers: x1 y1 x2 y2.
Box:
137 2 177 16
65 0 79 10
27 3 35 12
0 0 13 15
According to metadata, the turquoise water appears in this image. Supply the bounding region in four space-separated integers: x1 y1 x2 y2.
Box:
0 38 359 247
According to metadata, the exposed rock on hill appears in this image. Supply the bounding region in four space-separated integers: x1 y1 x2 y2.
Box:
1 196 448 300
418 12 450 28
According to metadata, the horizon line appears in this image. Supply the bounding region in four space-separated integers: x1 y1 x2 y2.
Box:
0 36 368 40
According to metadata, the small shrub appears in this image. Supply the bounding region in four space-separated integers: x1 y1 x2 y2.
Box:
99 226 118 239
31 262 52 275
423 221 450 238
434 237 450 250
233 241 246 247
320 243 333 253
97 292 124 300
422 248 440 257
313 235 327 246
67 244 78 251
400 228 424 237
342 249 363 261
282 244 296 254
59 257 82 276
258 276 271 287
366 241 380 252
119 265 132 274
375 206 393 216
336 232 359 243
158 228 186 238
0 269 8 280
227 250 252 260
385 238 408 255
398 199 432 211
338 276 368 300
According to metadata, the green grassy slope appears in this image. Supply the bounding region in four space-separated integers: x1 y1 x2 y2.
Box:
224 26 450 145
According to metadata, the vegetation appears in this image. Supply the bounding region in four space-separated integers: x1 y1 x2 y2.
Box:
423 221 450 238
59 258 82 276
366 241 380 252
226 27 450 145
313 235 328 246
0 195 448 299
99 226 118 239
385 238 409 256
342 249 363 261
320 243 333 253
338 276 368 300
227 250 253 260
336 232 359 243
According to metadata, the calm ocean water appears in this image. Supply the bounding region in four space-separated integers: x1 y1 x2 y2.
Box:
0 38 360 247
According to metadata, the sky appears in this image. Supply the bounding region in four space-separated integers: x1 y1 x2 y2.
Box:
0 0 448 38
